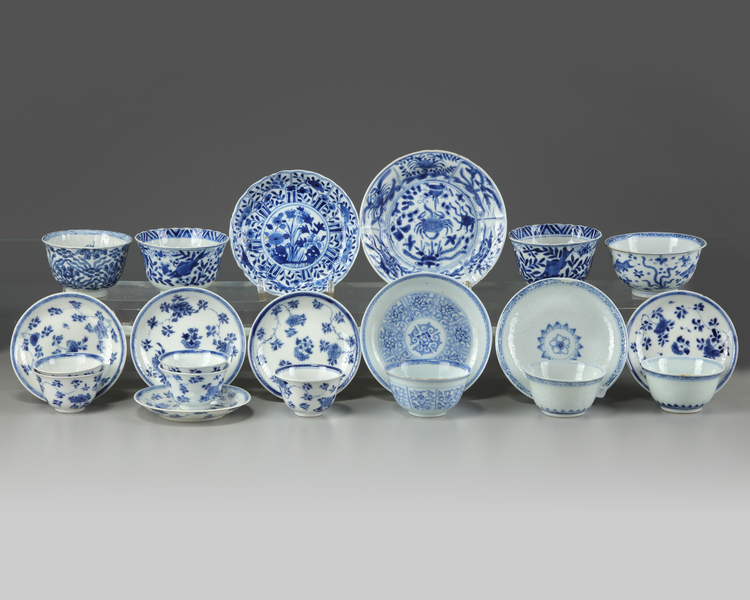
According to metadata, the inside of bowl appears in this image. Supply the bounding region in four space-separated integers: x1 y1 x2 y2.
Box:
275 364 343 384
34 353 104 374
642 357 724 377
386 360 470 381
142 237 221 249
608 234 704 254
525 360 605 383
44 231 130 249
516 234 593 246
160 351 228 369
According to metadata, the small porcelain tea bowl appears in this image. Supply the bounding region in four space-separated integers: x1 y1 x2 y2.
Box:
42 230 132 298
641 356 724 413
275 364 343 417
509 224 601 284
35 370 103 413
158 350 229 374
158 363 227 409
384 359 471 418
524 360 606 418
605 232 706 298
135 228 229 289
33 352 105 378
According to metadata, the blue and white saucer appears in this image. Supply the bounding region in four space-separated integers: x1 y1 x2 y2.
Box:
360 273 492 392
496 278 627 398
11 292 127 401
360 150 507 285
627 290 738 393
230 170 360 295
130 287 245 387
248 292 360 398
134 385 251 422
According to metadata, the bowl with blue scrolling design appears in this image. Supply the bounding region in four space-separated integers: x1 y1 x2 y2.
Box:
605 232 706 298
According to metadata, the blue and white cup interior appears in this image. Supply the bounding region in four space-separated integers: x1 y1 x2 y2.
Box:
135 228 229 290
158 363 227 409
33 352 105 377
384 359 471 418
524 360 606 418
42 230 132 298
274 364 343 417
35 370 104 413
159 350 229 374
605 232 706 298
509 224 602 284
642 356 724 414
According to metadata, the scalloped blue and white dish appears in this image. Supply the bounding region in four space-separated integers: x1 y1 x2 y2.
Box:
249 292 360 398
509 223 601 283
626 290 737 393
230 170 360 296
11 292 127 401
130 287 245 388
360 150 506 285
361 273 492 392
496 278 627 399
43 230 132 298
136 228 229 290
134 384 250 422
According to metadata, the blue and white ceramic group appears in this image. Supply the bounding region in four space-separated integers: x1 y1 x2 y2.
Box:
14 149 737 421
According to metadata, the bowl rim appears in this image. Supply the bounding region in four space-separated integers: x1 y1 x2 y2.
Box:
509 223 602 246
33 352 106 374
135 227 229 249
384 359 472 382
42 229 132 249
275 363 344 383
524 360 606 384
159 349 229 369
604 232 707 254
641 356 725 379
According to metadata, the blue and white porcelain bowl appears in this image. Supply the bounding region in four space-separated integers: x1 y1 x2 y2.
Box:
605 232 706 298
136 228 229 290
43 230 132 298
158 363 227 409
524 360 606 418
641 356 724 413
509 224 601 283
384 359 470 417
275 364 343 417
33 352 105 378
158 350 229 374
35 369 104 413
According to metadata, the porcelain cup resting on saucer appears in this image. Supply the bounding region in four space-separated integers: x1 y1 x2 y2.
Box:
641 356 724 413
158 364 226 409
524 360 606 418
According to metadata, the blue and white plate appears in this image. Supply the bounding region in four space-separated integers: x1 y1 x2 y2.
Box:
230 170 360 295
360 150 506 284
131 288 245 387
134 385 251 422
627 290 738 393
11 292 127 401
361 273 492 392
249 292 360 398
496 278 627 398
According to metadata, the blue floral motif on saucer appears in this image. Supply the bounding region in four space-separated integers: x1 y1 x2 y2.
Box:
360 273 492 392
230 170 360 295
626 290 738 393
134 384 251 422
130 287 245 387
360 150 506 284
11 292 127 401
248 292 360 398
495 278 627 398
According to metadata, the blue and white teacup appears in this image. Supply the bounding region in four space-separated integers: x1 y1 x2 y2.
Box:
158 363 227 409
274 364 343 417
524 360 605 418
642 356 724 413
384 359 471 418
35 370 104 413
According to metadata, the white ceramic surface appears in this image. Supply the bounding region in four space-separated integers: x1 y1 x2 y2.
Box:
158 350 228 373
275 364 342 417
385 359 470 417
33 352 105 377
524 360 606 417
496 278 627 398
134 385 251 422
361 272 491 393
130 288 245 387
642 356 724 413
159 364 227 409
35 370 103 413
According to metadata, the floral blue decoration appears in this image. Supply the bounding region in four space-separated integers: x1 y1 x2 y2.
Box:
134 384 250 422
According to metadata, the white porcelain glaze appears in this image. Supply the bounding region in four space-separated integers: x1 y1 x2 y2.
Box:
642 356 724 413
134 385 250 422
158 350 228 373
524 360 605 417
385 359 470 417
33 352 105 377
275 364 342 417
35 370 103 413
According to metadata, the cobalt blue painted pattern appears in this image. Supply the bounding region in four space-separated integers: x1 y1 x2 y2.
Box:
537 322 583 361
11 292 127 402
230 170 360 295
390 383 465 413
378 292 473 367
43 230 131 291
250 292 360 398
136 228 228 288
509 224 600 283
36 371 103 411
131 288 245 387
627 290 738 393
135 385 250 422
161 368 225 406
537 406 587 415
361 150 506 284
276 365 341 414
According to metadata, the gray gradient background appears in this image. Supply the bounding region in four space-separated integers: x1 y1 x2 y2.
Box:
2 4 749 599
